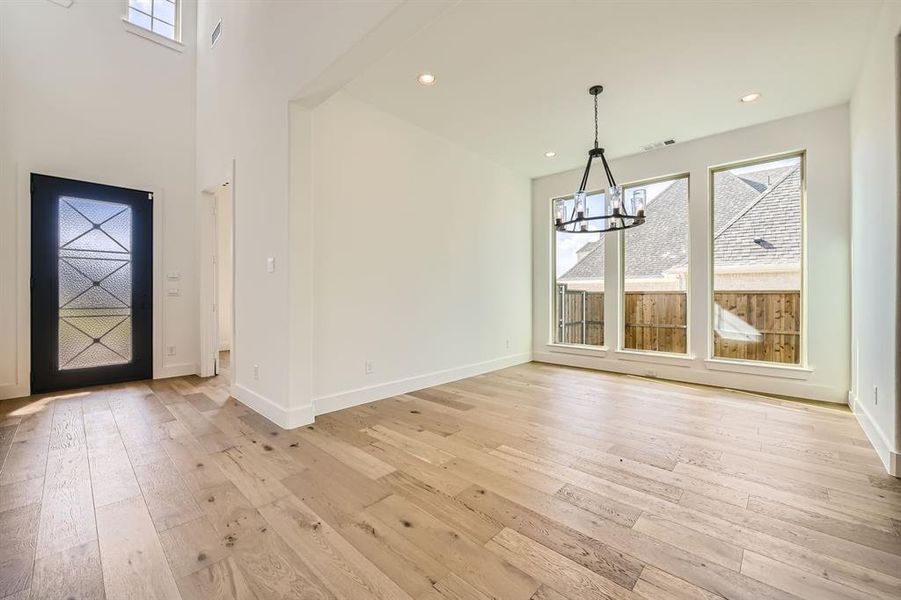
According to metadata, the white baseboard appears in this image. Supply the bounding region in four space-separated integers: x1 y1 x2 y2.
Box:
314 352 532 416
156 362 198 379
850 391 900 476
232 383 314 430
0 382 29 401
532 350 847 404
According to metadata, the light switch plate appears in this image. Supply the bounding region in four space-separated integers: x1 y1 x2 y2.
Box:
266 257 275 273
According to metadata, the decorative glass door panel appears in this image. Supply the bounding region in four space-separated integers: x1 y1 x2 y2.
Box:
58 197 133 370
32 175 152 393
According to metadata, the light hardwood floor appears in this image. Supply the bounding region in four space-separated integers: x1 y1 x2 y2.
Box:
1 362 900 600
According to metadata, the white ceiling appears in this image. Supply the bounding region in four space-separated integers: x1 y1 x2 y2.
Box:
343 0 883 178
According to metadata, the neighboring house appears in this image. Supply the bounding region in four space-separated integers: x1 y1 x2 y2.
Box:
557 164 801 292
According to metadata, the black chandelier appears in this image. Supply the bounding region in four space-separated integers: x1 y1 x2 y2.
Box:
554 85 646 234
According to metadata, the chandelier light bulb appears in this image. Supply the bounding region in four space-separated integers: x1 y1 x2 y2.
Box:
608 186 623 215
553 199 565 226
632 188 647 217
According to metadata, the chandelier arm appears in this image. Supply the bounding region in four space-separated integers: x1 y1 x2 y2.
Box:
578 154 594 194
599 151 617 188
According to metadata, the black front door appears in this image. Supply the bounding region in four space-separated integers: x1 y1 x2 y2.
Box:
31 174 153 393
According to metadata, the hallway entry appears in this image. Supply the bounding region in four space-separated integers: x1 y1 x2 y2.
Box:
31 174 153 393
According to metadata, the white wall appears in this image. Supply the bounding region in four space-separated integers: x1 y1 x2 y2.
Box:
532 105 851 403
849 0 901 475
194 0 401 424
216 185 233 351
0 0 198 399
307 92 532 415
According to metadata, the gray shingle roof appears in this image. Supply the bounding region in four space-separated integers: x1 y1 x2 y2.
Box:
558 163 800 281
714 165 800 267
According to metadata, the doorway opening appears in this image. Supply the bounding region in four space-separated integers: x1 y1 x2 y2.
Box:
199 170 235 387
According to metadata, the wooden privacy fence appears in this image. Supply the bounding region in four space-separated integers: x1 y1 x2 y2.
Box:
624 291 687 354
555 287 800 364
555 288 604 345
713 290 800 364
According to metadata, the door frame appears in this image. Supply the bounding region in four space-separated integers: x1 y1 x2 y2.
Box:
31 174 154 393
198 161 236 391
2 163 165 400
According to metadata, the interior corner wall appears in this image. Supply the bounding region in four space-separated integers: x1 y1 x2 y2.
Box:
0 0 198 400
308 91 532 415
194 0 399 426
849 0 901 475
532 105 851 405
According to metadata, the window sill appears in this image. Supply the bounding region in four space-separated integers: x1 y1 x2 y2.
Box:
704 358 812 380
545 343 607 358
122 18 184 52
614 349 695 367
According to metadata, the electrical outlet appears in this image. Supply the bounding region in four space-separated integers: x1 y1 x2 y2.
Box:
166 345 176 356
253 364 260 380
365 361 374 375
874 385 878 405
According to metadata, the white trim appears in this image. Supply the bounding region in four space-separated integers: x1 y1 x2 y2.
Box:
850 391 900 476
232 383 314 430
152 188 164 380
157 362 197 379
614 349 695 367
314 352 532 417
704 357 812 379
533 350 845 403
197 190 217 378
122 18 185 53
545 343 607 358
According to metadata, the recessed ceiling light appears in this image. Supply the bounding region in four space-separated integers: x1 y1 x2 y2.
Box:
417 73 436 86
740 92 761 103
544 151 557 158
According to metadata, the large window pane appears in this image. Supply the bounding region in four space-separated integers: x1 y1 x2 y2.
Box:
712 155 802 364
553 192 605 346
622 176 689 353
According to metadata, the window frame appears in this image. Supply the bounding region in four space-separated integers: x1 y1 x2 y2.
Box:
122 0 184 52
617 172 692 357
548 187 608 350
707 149 807 368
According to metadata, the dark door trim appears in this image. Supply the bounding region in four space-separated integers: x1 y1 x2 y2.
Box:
31 174 153 394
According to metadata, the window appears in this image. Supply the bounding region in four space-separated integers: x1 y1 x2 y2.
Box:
553 191 606 346
621 175 689 353
127 0 178 41
711 154 803 364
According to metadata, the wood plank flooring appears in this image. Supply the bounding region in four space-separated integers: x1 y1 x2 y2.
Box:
1 362 899 599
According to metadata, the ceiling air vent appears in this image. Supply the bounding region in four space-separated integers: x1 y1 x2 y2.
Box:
211 19 222 48
640 139 676 152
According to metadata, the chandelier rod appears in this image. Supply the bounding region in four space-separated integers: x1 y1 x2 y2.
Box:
576 85 617 194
